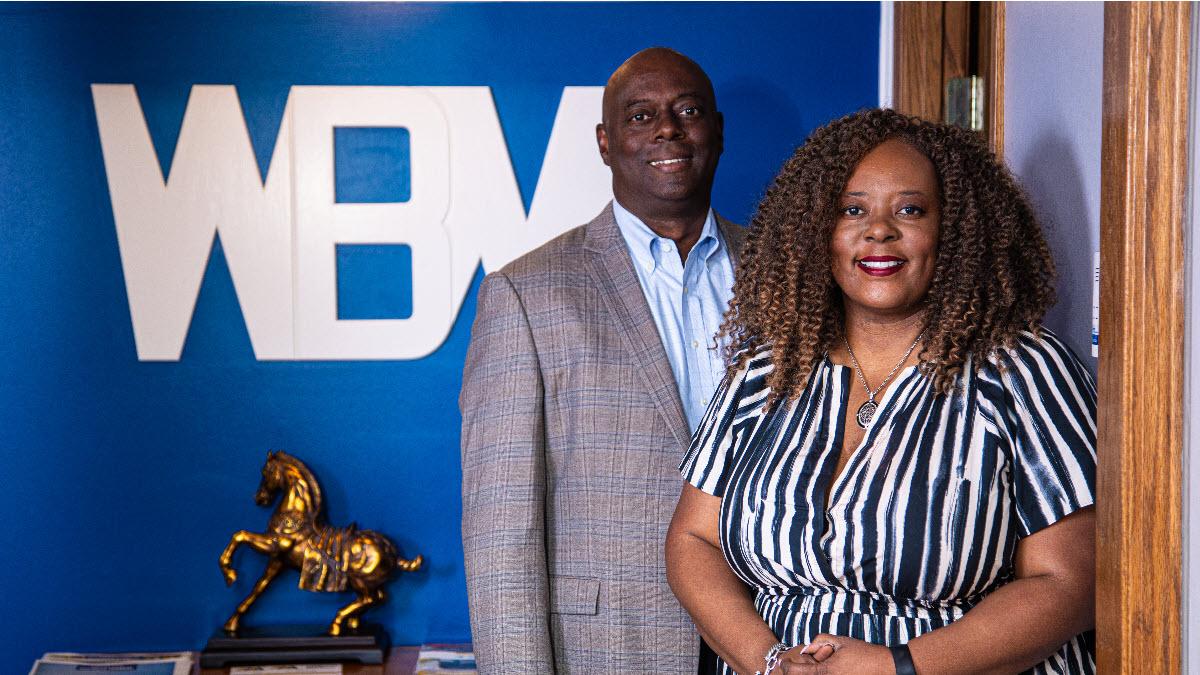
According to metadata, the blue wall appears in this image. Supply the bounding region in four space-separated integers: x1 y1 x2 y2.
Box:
0 2 877 669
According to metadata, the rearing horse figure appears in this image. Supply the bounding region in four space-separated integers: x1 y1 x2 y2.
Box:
219 451 422 635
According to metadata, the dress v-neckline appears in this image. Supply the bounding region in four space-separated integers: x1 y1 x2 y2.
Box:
823 359 919 510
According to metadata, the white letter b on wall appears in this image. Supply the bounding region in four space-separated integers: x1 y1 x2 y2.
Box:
291 86 454 360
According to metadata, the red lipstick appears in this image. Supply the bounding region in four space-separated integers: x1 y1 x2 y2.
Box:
856 255 906 277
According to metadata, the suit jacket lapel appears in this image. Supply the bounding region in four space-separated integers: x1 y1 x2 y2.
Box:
583 204 692 452
716 213 746 267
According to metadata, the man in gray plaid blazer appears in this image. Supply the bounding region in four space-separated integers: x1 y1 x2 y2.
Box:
461 48 744 673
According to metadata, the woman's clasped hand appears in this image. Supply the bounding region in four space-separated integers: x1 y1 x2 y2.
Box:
775 635 894 674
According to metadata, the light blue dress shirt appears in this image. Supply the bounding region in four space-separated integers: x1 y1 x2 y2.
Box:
612 200 735 433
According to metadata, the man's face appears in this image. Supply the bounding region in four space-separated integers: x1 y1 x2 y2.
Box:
596 53 723 219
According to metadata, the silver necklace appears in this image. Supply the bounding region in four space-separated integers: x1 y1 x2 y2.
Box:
843 329 925 429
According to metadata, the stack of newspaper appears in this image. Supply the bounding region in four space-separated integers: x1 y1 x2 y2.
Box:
28 651 194 675
414 644 475 674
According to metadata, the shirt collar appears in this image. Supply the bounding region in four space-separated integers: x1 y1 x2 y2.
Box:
612 199 722 273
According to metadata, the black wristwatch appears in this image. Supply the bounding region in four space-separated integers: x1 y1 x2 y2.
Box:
889 643 917 675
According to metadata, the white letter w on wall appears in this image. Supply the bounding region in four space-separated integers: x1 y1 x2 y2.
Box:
93 84 294 361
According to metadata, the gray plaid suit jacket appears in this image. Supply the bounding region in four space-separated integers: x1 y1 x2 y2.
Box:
461 203 745 674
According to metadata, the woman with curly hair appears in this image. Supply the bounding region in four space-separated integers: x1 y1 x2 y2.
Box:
666 108 1095 674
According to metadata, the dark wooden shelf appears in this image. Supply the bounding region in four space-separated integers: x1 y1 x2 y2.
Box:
199 644 472 675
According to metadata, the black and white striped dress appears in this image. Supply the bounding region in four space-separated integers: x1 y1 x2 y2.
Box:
681 330 1096 674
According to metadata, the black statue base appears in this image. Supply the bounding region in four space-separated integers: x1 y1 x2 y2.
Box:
200 624 388 668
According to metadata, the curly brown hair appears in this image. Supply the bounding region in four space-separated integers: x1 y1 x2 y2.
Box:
722 108 1056 398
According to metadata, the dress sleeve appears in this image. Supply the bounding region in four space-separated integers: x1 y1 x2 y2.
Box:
679 353 756 497
995 331 1098 538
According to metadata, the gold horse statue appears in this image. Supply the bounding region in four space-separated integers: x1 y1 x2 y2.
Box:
219 451 422 636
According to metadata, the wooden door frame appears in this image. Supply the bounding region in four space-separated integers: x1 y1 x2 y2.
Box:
1096 3 1189 673
892 1 1004 153
893 2 1190 671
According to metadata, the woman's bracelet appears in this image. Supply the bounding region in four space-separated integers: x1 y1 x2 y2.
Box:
889 643 917 675
754 642 791 675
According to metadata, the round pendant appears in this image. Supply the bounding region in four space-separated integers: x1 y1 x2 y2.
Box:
855 400 877 429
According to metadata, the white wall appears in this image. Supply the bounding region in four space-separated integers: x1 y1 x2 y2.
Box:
1001 0 1115 659
1004 2 1103 372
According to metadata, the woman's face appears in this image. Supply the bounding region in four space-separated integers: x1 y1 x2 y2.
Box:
830 139 941 321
